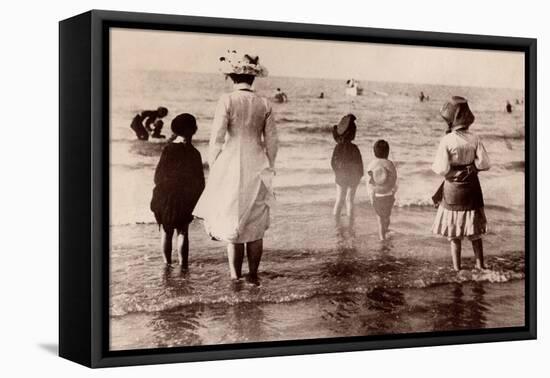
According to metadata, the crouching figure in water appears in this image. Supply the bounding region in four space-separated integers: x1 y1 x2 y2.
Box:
130 106 168 140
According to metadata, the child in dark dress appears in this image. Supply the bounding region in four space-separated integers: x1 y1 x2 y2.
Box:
150 113 205 268
331 114 364 226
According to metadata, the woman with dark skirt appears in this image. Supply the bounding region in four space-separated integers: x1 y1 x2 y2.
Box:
431 96 490 271
150 113 205 269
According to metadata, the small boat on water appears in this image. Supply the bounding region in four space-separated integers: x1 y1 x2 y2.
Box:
345 86 363 96
345 79 363 96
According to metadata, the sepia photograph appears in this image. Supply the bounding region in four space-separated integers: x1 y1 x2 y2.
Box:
108 27 526 351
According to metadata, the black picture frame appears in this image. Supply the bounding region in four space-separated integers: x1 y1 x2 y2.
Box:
59 9 537 368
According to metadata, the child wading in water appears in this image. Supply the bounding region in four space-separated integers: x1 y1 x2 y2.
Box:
366 140 397 241
331 114 364 226
150 113 205 269
431 96 490 271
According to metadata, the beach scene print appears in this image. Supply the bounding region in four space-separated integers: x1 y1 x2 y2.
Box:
109 29 525 350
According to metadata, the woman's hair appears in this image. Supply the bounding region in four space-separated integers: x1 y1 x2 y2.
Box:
157 106 168 118
228 73 255 85
373 140 390 159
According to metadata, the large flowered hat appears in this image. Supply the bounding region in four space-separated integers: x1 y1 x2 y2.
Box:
440 96 475 129
219 50 268 77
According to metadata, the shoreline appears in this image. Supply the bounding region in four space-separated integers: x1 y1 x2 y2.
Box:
109 202 525 350
110 280 524 351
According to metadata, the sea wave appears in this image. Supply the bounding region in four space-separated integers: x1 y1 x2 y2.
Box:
290 125 332 134
278 117 314 124
128 139 209 157
110 253 524 317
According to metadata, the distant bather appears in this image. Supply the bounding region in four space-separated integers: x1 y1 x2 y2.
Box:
506 101 513 114
273 88 288 103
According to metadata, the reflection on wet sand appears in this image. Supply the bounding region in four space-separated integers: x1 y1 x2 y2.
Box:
144 299 271 347
110 212 524 350
317 221 491 336
431 282 488 331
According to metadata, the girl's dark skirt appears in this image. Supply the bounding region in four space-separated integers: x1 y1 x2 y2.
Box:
151 186 197 231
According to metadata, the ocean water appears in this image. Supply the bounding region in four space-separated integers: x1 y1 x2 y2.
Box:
109 71 525 350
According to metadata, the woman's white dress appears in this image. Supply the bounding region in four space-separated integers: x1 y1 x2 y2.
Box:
431 129 490 239
194 83 278 243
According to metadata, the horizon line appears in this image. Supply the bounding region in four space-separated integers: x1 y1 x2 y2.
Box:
111 67 525 92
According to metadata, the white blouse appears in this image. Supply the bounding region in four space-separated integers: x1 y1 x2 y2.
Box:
432 129 490 177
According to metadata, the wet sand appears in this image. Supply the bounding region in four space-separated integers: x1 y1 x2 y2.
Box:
110 202 525 350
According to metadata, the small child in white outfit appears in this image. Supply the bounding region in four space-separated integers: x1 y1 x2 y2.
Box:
366 140 398 241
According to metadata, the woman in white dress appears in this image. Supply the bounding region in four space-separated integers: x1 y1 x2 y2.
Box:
194 51 278 281
431 96 490 271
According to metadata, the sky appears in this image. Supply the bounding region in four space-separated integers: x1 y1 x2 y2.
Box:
111 28 524 89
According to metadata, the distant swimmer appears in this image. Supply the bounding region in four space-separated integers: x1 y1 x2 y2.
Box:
426 95 430 101
419 91 426 102
506 101 513 114
273 88 288 103
319 92 325 99
130 106 168 140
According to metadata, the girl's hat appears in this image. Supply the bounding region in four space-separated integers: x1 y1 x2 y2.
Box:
332 114 357 143
171 113 197 137
335 114 357 135
219 50 268 77
440 96 475 129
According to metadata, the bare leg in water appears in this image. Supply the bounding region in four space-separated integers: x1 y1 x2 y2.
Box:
161 227 174 265
450 238 462 271
472 238 486 269
345 185 358 227
227 243 245 280
176 224 189 270
246 239 263 281
376 215 391 241
333 184 346 224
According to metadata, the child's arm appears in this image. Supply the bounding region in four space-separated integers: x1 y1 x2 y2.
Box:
356 146 364 178
154 148 169 185
431 138 450 177
475 136 490 171
198 154 205 191
330 146 337 171
366 172 375 204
